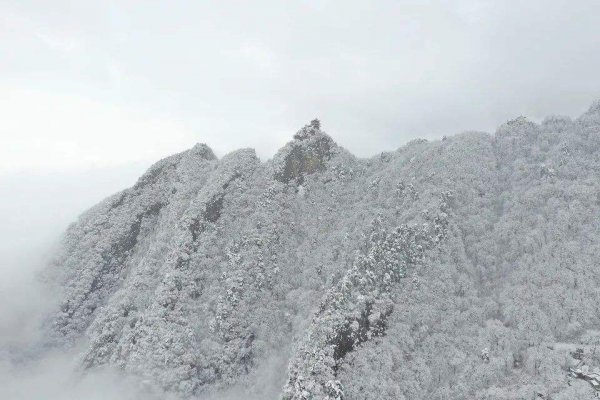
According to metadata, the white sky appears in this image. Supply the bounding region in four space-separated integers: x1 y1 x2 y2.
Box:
1 0 600 177
1 0 600 243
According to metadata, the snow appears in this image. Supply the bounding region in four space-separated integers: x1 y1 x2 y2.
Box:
35 104 600 399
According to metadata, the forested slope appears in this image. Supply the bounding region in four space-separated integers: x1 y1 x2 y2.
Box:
46 102 600 399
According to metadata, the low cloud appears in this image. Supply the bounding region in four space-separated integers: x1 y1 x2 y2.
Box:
0 166 160 400
0 166 289 399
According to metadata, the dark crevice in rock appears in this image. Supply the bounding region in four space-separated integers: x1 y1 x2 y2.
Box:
204 193 225 223
58 201 167 334
222 171 242 190
109 193 127 210
186 192 225 243
275 136 333 184
189 217 204 242
91 202 166 293
239 332 255 374
331 301 390 367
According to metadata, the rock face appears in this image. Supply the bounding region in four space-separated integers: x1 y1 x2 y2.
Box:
46 105 600 399
273 119 335 184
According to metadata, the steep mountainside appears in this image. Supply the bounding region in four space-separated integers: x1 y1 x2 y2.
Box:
46 104 600 399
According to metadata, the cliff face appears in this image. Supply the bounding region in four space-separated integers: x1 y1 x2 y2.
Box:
47 103 600 399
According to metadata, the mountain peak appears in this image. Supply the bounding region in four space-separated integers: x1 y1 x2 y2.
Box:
189 143 217 160
273 120 337 184
293 118 322 140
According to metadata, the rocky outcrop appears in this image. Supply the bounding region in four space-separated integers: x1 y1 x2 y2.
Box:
273 119 336 184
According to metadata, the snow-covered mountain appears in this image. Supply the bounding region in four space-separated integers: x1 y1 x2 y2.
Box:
45 103 600 399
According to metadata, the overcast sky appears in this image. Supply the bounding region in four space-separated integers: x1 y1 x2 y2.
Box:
1 0 600 235
0 3 600 394
2 0 600 173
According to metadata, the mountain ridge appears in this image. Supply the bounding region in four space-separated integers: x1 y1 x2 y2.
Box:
45 101 600 399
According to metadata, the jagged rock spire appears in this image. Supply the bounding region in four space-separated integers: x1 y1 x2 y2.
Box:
293 118 322 140
274 120 336 184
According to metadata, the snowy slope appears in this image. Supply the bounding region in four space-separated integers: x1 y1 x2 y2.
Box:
46 104 600 399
